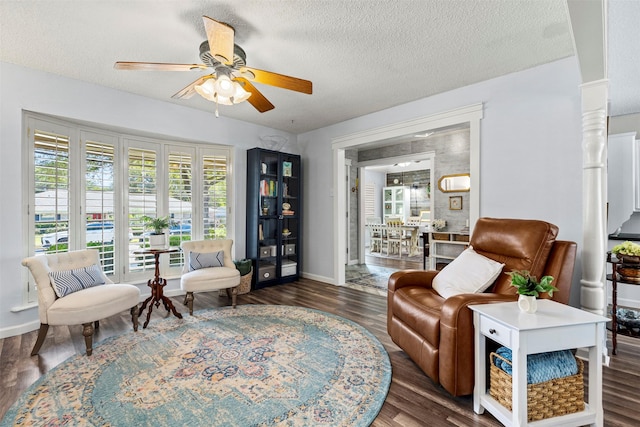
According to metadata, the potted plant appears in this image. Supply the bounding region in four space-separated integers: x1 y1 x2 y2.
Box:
432 218 446 231
506 270 558 313
611 240 640 263
611 240 640 282
143 215 169 248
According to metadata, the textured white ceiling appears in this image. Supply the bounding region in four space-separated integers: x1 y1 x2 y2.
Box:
608 0 640 117
0 1 635 134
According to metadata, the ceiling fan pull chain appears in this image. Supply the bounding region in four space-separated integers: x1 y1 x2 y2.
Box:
215 100 219 118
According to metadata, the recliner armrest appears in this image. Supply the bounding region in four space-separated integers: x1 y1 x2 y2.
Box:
388 270 439 292
440 293 517 328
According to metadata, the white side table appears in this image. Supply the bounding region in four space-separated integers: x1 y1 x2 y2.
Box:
469 300 608 427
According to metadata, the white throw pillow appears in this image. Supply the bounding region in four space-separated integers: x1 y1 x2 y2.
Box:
432 246 504 299
188 251 225 271
49 264 106 298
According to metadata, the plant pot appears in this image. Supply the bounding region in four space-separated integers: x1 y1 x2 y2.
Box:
616 254 640 264
149 233 166 249
615 254 640 283
517 295 537 314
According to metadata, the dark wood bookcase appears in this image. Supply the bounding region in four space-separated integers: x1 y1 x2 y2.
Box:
246 148 301 289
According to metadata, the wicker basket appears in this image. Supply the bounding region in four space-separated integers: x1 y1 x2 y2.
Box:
489 352 584 422
237 268 253 295
432 232 450 241
219 268 253 296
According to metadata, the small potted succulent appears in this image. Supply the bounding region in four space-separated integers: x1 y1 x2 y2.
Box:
143 215 169 248
506 270 558 313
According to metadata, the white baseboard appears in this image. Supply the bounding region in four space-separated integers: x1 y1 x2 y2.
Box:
0 319 41 339
300 271 336 285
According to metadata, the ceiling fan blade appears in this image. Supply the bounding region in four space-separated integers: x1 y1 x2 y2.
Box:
235 77 275 113
203 16 235 66
240 66 312 94
171 75 213 99
114 62 208 71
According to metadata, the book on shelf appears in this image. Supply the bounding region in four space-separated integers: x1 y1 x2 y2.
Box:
260 179 277 197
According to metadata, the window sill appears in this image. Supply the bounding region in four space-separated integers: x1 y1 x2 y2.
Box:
11 302 38 313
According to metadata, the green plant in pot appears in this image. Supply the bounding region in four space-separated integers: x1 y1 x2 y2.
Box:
611 240 640 263
611 240 640 282
143 215 169 248
507 270 558 313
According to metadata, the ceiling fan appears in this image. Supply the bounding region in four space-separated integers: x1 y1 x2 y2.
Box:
114 16 312 114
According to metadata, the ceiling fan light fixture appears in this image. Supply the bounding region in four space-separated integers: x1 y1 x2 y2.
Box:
214 94 234 106
214 74 235 98
194 78 216 101
232 82 251 103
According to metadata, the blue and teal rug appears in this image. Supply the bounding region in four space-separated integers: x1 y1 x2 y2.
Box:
2 305 391 426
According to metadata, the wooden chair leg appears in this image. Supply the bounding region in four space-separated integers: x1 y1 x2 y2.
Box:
30 323 49 356
82 322 95 356
231 287 238 308
185 292 194 315
130 305 139 331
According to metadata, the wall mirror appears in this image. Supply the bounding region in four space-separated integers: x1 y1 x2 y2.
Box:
438 173 470 193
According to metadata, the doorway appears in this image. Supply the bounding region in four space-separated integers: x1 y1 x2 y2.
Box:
332 103 483 287
357 153 433 271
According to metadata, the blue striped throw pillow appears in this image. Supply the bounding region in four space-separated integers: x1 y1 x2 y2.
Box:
189 251 224 271
49 264 106 298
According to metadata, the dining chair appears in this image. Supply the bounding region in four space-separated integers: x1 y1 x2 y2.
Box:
369 224 384 253
385 223 410 257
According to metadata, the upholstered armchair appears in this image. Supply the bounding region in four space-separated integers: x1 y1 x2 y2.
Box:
387 218 577 396
22 249 140 356
180 239 241 315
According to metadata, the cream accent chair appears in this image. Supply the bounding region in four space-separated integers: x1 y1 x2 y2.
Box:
22 249 140 356
180 239 241 315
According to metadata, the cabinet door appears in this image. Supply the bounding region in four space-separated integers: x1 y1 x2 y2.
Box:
256 151 280 283
280 153 300 278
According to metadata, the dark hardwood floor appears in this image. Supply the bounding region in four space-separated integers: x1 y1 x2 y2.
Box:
365 253 423 270
2 278 639 426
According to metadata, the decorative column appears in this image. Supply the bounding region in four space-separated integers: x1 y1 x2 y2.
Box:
581 80 608 316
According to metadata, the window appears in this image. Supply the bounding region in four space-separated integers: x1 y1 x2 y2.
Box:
203 152 228 239
24 113 232 301
84 133 118 275
127 144 159 277
167 149 193 268
33 128 71 257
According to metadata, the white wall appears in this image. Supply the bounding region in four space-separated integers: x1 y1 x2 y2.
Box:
299 57 585 306
0 61 296 335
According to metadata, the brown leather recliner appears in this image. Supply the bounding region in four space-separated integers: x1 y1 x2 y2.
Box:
387 218 577 397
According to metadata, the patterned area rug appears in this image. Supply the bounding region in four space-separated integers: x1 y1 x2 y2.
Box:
1 305 391 427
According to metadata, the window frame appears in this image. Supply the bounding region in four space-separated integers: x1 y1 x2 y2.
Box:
22 112 233 303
